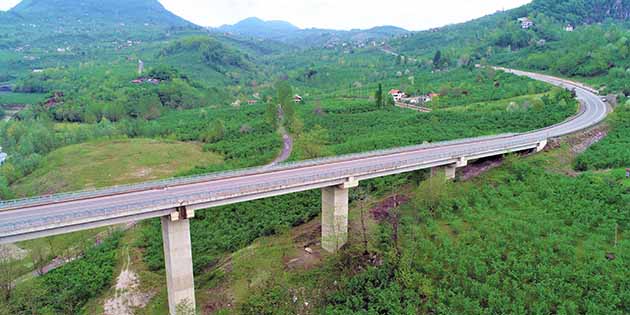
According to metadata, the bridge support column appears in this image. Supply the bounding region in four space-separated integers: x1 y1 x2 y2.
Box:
536 139 548 152
444 165 457 180
431 165 457 180
161 208 196 315
322 178 358 253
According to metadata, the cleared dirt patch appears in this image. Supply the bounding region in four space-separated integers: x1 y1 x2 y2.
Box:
104 247 154 315
370 195 411 222
460 157 504 181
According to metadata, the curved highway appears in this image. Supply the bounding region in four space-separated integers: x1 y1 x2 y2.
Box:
0 69 610 243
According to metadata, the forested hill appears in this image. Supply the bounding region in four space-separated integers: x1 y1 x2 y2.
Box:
393 0 630 94
0 0 199 49
530 0 630 24
8 0 193 27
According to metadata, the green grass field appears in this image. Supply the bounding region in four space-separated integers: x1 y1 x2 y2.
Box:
11 138 223 197
0 92 47 105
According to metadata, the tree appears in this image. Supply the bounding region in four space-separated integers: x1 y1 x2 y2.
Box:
375 83 384 108
275 80 297 131
102 102 126 122
433 50 442 68
414 171 450 217
200 120 225 143
31 244 48 276
0 246 14 301
265 101 278 129
295 125 331 159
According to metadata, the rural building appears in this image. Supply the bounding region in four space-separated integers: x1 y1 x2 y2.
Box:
388 89 406 101
294 95 303 103
0 152 7 166
518 17 534 29
247 100 258 105
565 24 574 32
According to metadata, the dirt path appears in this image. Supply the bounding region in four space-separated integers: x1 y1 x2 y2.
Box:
267 105 294 167
104 246 153 315
395 102 432 112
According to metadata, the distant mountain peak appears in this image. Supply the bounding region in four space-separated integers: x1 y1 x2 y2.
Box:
217 17 300 37
213 17 409 47
9 0 193 27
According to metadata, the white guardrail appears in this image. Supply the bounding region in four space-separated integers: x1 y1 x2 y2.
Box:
0 136 545 234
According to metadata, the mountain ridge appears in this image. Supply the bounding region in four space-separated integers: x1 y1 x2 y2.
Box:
212 17 409 47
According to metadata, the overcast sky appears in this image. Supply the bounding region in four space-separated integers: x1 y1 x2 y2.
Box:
0 0 532 30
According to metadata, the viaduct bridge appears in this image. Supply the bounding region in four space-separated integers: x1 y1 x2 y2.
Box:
0 69 609 314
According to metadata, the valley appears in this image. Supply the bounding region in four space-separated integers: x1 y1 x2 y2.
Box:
0 0 629 314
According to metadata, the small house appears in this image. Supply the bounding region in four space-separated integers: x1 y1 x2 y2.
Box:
518 17 534 29
247 100 258 105
0 152 8 166
565 24 574 32
294 95 303 103
388 89 406 101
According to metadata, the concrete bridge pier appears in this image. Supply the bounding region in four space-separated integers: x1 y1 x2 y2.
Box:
444 165 457 180
161 207 196 315
321 178 359 253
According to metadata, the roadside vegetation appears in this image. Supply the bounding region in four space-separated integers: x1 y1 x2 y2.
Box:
295 86 576 156
576 101 630 170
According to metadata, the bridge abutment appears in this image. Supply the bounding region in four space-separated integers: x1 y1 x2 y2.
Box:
321 178 358 253
161 209 196 315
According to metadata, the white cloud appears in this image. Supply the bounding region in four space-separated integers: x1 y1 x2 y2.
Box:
1 0 533 31
0 0 20 11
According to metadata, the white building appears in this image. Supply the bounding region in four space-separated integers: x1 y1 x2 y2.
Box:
518 17 534 29
388 89 406 101
0 152 7 166
565 24 575 32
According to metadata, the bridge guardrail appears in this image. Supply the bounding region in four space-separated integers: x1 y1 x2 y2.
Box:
0 133 521 210
0 136 546 235
0 67 588 214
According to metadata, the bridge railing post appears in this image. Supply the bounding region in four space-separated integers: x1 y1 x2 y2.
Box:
161 208 196 315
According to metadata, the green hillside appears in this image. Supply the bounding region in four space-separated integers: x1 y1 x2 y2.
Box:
391 0 630 97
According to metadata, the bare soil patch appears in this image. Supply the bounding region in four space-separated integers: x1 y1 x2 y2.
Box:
104 247 154 315
460 157 504 181
370 195 410 222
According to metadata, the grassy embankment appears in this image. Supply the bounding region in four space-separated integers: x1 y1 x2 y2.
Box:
5 138 223 294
